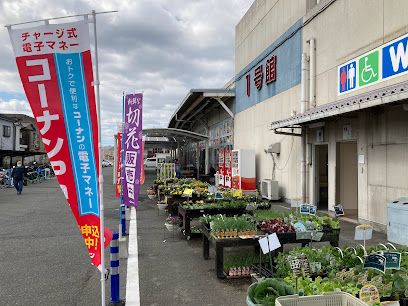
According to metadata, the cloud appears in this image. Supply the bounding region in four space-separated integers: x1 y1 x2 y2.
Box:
0 0 254 145
0 98 32 116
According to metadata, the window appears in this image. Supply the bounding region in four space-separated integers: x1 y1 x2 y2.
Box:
3 125 11 137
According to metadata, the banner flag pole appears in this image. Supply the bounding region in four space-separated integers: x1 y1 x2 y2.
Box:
91 10 105 306
119 91 125 239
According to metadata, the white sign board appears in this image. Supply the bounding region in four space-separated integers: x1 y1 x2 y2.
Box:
259 233 281 254
355 225 373 240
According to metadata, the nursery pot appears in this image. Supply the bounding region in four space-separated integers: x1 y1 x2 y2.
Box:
164 222 176 231
157 203 168 211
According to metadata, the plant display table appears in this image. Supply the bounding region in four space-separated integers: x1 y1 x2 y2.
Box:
199 222 340 279
177 205 248 239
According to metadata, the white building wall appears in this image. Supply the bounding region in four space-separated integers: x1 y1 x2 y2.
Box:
0 119 14 151
234 1 307 202
234 85 302 202
236 0 307 72
365 106 408 229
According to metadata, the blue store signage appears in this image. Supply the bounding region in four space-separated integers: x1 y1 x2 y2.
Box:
235 19 302 113
338 32 408 95
382 35 408 79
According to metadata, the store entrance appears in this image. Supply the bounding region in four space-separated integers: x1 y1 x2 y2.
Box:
315 144 329 210
336 142 358 219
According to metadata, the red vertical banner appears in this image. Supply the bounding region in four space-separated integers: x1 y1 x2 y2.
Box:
9 20 112 268
115 132 122 198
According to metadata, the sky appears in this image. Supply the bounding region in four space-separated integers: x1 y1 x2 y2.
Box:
0 0 254 145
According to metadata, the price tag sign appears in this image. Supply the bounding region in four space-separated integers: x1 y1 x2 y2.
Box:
364 254 386 273
355 224 373 240
309 205 317 215
289 255 310 277
359 284 380 305
334 205 344 216
214 191 224 200
383 252 401 270
300 204 310 214
183 188 193 196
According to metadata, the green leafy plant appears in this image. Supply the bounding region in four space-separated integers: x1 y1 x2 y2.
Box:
247 278 295 305
273 244 408 299
254 210 291 222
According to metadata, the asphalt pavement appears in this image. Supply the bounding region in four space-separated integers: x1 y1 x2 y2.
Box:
0 167 126 306
136 171 250 306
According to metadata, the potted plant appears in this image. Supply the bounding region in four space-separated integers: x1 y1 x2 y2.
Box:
147 188 156 199
164 216 180 231
157 201 168 211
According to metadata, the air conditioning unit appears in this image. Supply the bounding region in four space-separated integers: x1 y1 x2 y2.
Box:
261 179 280 200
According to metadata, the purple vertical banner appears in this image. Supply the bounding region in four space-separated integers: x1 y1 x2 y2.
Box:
123 93 143 207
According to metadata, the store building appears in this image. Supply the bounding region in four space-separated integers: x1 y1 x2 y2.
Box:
235 0 408 230
168 87 235 175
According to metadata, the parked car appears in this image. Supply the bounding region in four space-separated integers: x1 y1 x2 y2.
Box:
144 157 157 169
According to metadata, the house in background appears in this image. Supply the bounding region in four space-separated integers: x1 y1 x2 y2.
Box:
0 113 46 167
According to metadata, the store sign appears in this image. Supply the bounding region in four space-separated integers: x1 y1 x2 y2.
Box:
209 118 233 147
339 32 408 95
8 20 112 267
235 20 302 113
248 54 277 94
123 93 143 207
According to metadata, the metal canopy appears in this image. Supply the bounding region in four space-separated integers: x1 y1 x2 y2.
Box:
270 79 408 130
168 88 235 129
143 128 208 149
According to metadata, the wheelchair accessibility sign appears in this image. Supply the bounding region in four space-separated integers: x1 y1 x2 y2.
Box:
338 31 408 95
359 51 379 86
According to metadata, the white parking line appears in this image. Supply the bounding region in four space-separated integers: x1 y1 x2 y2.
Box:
125 207 140 305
